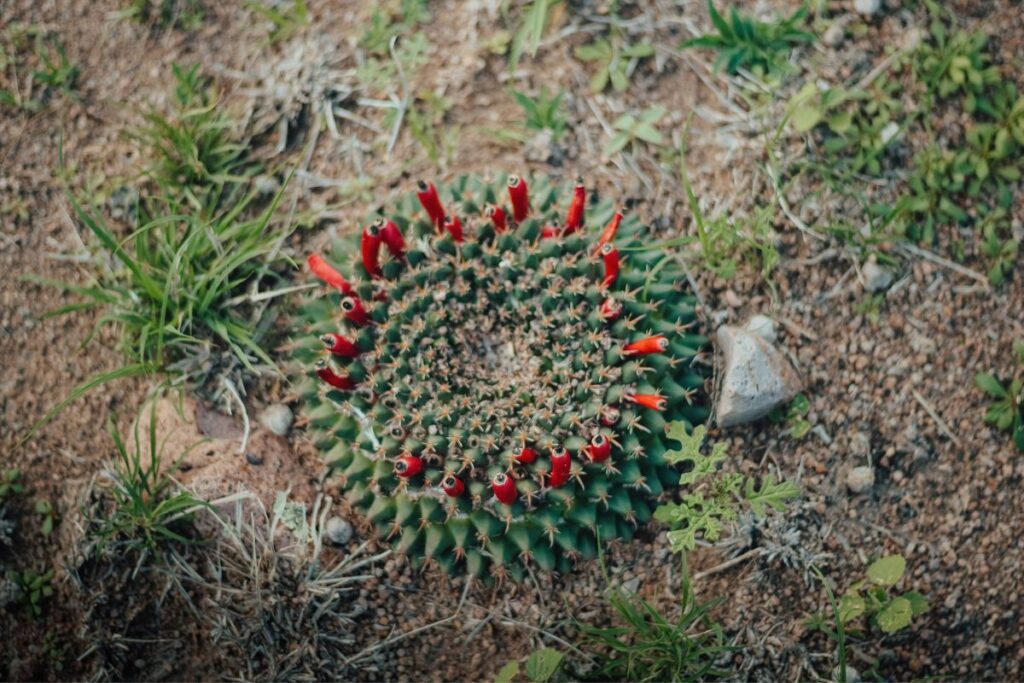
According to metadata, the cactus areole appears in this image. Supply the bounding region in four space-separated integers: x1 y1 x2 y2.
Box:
292 174 710 581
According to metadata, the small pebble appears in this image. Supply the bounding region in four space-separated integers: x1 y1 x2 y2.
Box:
862 258 894 293
259 403 293 436
833 664 861 682
847 466 875 493
823 23 845 48
245 452 264 466
853 0 881 16
325 516 353 545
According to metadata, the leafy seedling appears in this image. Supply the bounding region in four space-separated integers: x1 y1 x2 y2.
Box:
605 106 665 156
247 0 309 45
0 469 25 502
495 648 565 683
508 0 559 73
510 87 567 141
683 0 813 77
809 555 929 638
574 37 655 93
34 499 57 537
654 424 798 552
976 342 1024 451
9 567 55 618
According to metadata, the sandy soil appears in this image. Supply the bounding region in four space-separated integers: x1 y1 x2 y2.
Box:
1 0 1023 680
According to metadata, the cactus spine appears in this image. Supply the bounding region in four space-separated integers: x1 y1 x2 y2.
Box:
291 174 710 581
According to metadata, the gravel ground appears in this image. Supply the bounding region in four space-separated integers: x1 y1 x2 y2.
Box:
1 0 1022 680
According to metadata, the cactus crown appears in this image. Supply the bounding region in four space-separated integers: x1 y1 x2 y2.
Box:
291 174 710 581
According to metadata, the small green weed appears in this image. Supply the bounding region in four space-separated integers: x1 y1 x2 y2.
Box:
0 469 25 502
0 29 78 110
32 35 79 94
135 64 251 209
495 649 565 683
653 424 799 553
116 0 205 30
577 583 731 683
41 632 65 674
788 78 904 178
679 156 778 280
683 0 813 77
507 0 559 73
771 394 811 439
605 106 665 156
915 23 998 106
511 86 567 141
976 341 1024 451
574 35 655 93
247 0 309 45
360 0 429 56
8 567 54 618
389 91 457 168
807 555 929 639
93 405 208 551
34 499 57 537
853 292 885 324
355 31 430 95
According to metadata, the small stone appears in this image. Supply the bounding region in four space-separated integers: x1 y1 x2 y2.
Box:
862 258 894 292
847 466 875 493
325 516 353 545
744 314 777 344
523 129 554 164
833 665 861 682
254 174 280 195
823 23 845 47
715 326 803 428
621 577 641 595
853 0 881 15
258 403 293 436
245 452 264 466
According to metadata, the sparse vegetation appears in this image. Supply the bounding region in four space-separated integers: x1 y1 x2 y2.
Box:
683 1 814 77
88 405 206 551
574 34 655 94
7 567 54 618
976 341 1024 451
653 424 798 552
511 86 567 141
808 555 929 668
247 0 309 45
116 0 205 30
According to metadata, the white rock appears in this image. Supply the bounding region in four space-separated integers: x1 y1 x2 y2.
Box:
862 258 894 292
324 516 353 545
744 314 777 344
823 23 845 48
833 665 861 683
853 0 881 15
715 326 803 428
880 121 900 145
846 466 875 493
258 403 293 436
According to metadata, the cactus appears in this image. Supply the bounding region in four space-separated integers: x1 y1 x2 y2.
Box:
290 174 711 580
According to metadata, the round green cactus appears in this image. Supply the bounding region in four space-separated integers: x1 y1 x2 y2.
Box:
290 174 710 580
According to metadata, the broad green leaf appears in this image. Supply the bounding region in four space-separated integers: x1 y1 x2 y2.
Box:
876 596 913 633
495 660 519 683
866 554 905 587
524 648 564 683
744 475 799 516
975 373 1008 398
791 104 822 132
603 132 630 156
574 40 610 62
838 591 866 624
903 591 930 616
